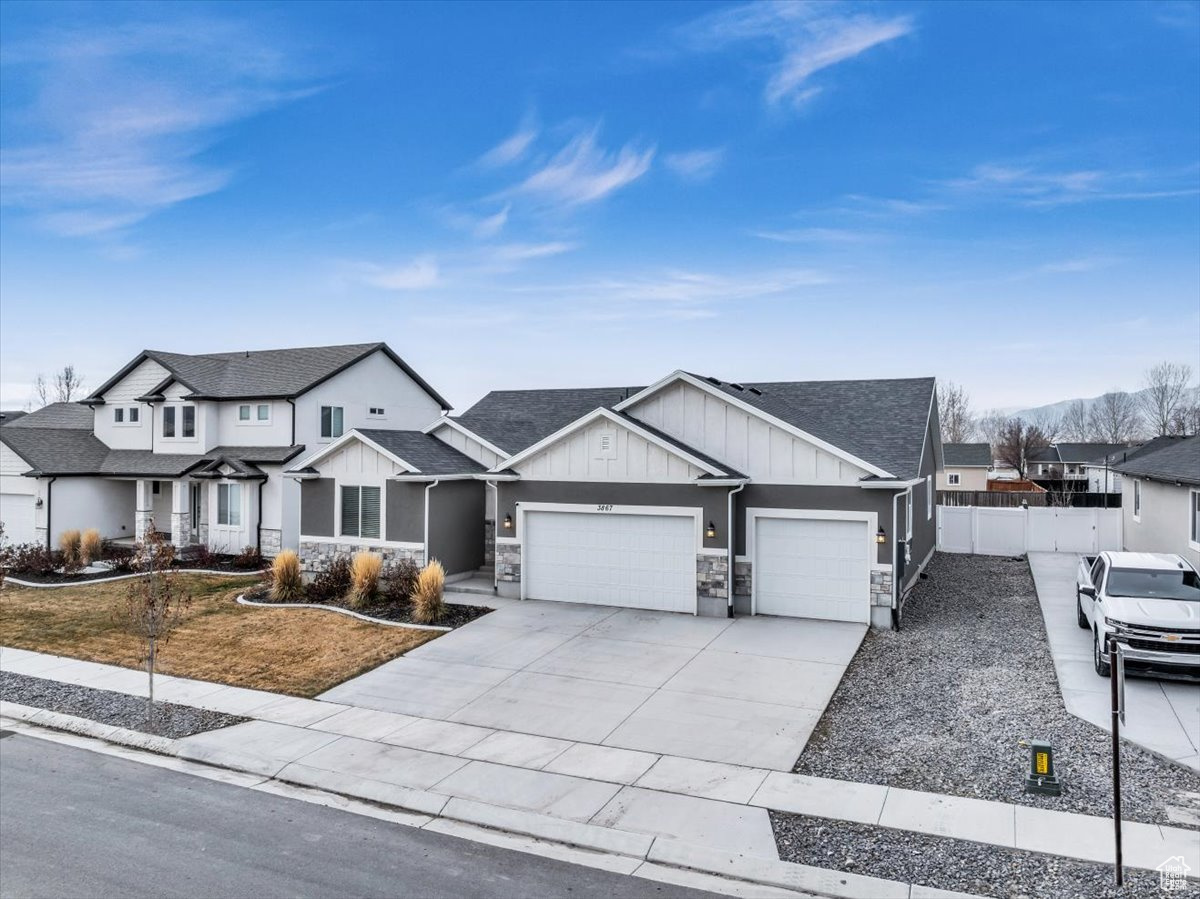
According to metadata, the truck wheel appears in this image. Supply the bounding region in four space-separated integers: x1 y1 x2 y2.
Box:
1076 594 1089 629
1093 629 1111 677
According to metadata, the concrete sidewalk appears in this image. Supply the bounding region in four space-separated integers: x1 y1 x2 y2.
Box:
1028 552 1200 771
3 645 1196 880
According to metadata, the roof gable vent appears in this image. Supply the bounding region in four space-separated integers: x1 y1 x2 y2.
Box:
747 386 763 396
730 383 744 391
704 376 722 386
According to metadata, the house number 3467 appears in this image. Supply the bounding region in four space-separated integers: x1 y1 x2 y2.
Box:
596 504 614 511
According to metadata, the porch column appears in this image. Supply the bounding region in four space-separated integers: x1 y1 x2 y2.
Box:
170 480 190 547
135 479 155 541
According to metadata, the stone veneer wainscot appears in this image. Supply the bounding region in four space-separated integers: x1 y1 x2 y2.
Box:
300 540 424 574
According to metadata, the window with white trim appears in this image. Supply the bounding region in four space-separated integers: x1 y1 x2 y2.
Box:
947 472 961 486
114 408 124 423
1190 489 1199 549
257 404 269 421
926 475 933 519
217 483 242 526
238 403 271 423
238 404 251 421
182 405 195 438
162 406 175 437
1132 480 1141 521
340 485 381 539
129 407 139 423
162 405 195 438
321 406 344 439
367 406 385 418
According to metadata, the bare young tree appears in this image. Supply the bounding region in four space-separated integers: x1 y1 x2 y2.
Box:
977 410 1008 453
32 374 49 407
1060 399 1092 442
53 364 85 402
123 529 191 729
994 418 1052 480
1088 391 1141 443
1028 409 1064 443
1168 400 1200 437
937 381 976 443
1139 362 1194 437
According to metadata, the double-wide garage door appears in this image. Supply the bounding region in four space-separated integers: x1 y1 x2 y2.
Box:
0 493 36 545
523 510 696 613
755 517 871 623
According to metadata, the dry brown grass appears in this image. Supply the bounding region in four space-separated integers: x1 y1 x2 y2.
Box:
349 551 382 608
80 529 103 565
0 573 440 697
413 559 446 624
270 550 303 602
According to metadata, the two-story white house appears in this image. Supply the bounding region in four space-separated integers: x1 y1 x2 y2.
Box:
0 343 450 555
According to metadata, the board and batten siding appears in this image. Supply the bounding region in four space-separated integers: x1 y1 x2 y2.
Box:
1 443 32 477
431 423 505 469
627 381 870 483
317 440 409 479
513 420 706 483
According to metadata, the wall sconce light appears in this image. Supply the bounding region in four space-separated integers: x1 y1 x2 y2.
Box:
705 521 717 539
503 514 513 530
875 526 886 545
35 497 44 509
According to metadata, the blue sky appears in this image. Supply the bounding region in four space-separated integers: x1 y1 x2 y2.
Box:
1 0 1197 412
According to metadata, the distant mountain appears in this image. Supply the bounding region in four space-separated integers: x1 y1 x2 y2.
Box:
1009 386 1199 423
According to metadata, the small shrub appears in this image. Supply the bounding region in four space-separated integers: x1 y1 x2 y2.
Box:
382 558 420 605
270 550 304 602
308 557 351 604
59 529 82 569
233 545 264 570
412 559 446 624
186 544 221 570
6 543 59 576
80 529 103 565
349 552 383 608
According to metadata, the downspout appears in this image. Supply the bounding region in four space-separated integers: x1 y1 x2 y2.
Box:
890 490 901 631
44 477 57 550
423 479 440 567
255 478 265 554
726 482 746 618
286 398 297 445
485 479 498 589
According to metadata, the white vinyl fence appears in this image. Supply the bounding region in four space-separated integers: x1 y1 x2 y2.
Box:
937 505 1122 556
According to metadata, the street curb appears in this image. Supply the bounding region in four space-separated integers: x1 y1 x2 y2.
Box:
5 569 263 589
234 595 453 631
0 701 179 755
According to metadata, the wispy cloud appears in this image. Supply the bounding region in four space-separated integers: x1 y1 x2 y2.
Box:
1034 256 1119 275
678 1 914 108
487 241 579 263
356 255 440 291
664 147 725 182
509 128 655 207
752 226 875 243
940 162 1200 206
0 16 321 240
477 115 538 168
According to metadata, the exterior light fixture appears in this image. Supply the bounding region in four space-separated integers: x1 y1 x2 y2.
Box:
705 521 717 539
502 514 513 530
34 497 44 509
875 526 886 545
1018 738 1062 796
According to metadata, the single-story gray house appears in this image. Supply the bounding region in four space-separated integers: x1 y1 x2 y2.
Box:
1115 435 1200 569
291 370 941 629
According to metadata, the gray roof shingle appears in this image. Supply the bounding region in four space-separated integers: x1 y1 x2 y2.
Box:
454 387 642 456
355 429 488 475
85 343 450 408
5 403 94 430
943 443 993 467
1114 436 1200 486
0 410 28 424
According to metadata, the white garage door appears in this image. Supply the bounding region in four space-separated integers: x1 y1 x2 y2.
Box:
0 493 37 545
754 517 870 623
523 510 696 613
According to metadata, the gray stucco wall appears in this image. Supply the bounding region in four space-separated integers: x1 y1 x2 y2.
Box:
906 417 939 585
428 480 485 575
732 484 896 565
1123 477 1200 570
497 481 729 551
386 481 425 544
300 478 334 537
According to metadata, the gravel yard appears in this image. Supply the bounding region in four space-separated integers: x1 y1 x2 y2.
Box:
1 671 246 738
792 553 1199 827
771 813 1169 899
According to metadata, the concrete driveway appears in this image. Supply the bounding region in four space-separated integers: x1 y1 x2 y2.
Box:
320 599 866 771
1029 552 1200 771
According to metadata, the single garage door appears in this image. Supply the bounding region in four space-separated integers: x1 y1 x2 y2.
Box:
523 510 696 613
754 517 870 623
0 493 37 545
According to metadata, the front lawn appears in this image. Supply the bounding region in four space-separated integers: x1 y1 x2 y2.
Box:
0 574 439 697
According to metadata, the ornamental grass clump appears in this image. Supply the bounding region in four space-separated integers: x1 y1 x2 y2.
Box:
412 559 446 624
58 529 82 570
270 550 304 602
349 552 383 608
80 529 103 566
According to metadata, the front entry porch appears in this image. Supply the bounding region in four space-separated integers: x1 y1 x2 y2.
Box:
133 476 259 554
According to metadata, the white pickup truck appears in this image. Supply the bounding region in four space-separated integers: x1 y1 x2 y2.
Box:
1076 551 1200 680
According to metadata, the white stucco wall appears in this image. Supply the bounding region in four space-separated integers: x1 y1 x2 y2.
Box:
1123 477 1200 569
215 400 292 447
627 380 870 484
51 478 137 542
936 467 989 491
92 358 168 450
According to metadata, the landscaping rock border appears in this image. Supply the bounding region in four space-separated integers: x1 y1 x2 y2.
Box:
235 595 454 631
5 568 264 589
0 671 247 739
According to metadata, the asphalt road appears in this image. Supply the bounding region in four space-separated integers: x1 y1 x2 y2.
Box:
0 732 720 899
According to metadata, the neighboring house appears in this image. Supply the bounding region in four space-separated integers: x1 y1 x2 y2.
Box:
0 410 28 425
937 443 992 490
1086 436 1179 494
294 371 942 629
1114 435 1200 568
1028 443 1129 490
0 344 450 554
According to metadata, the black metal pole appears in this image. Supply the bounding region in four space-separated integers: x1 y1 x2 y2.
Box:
1109 634 1123 887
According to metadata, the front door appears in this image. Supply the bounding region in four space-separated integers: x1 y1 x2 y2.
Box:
209 481 249 553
